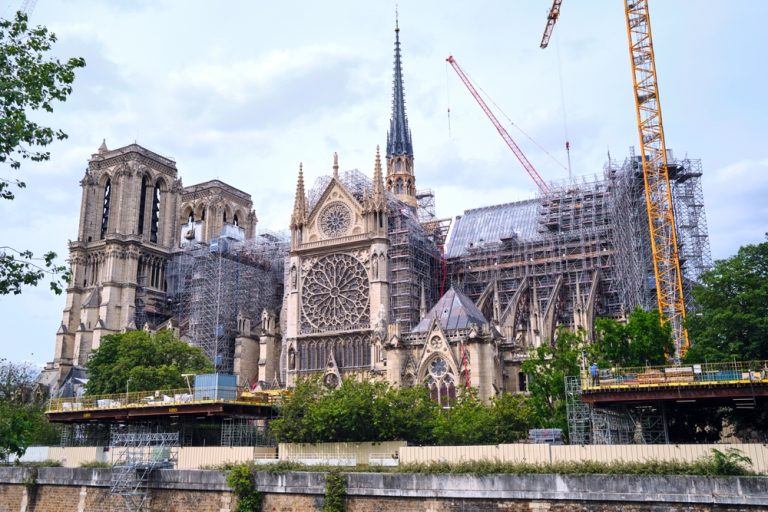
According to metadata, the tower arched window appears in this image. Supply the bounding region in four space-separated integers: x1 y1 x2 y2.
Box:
233 214 239 226
150 182 161 243
396 178 403 194
138 176 148 235
100 179 111 239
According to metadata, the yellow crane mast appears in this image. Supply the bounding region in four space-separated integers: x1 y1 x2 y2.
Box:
539 0 689 358
624 0 688 358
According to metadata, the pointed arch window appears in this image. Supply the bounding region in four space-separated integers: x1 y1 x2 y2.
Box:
150 182 161 243
100 179 111 239
138 176 148 235
425 356 456 408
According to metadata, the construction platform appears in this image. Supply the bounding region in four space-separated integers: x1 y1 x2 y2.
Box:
45 387 285 423
579 360 768 405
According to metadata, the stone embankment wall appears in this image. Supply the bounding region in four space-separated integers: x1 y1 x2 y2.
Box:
1 467 767 511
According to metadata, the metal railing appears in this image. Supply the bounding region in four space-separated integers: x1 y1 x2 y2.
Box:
581 359 768 392
47 387 287 413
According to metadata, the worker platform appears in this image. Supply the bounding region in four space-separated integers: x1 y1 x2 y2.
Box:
45 387 285 423
566 360 767 445
580 360 768 406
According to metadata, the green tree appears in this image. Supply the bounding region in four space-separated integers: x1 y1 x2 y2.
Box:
307 379 387 442
0 11 85 295
378 385 440 445
521 329 583 432
684 240 768 362
490 392 533 443
85 330 213 395
270 377 324 443
0 359 58 459
271 378 532 446
432 390 495 445
593 307 673 367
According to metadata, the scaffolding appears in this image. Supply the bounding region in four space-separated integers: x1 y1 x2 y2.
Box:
447 175 620 346
445 150 712 348
566 375 670 445
565 376 592 445
388 205 442 330
668 154 713 303
167 231 288 373
109 426 179 512
415 188 436 222
221 417 275 447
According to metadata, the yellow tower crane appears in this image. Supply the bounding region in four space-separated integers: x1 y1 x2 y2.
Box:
540 0 689 358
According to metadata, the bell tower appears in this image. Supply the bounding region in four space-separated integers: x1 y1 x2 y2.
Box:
385 16 416 208
43 141 181 391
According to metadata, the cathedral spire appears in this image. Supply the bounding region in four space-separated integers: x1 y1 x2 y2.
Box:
385 16 417 208
290 163 306 228
332 152 339 180
386 16 413 160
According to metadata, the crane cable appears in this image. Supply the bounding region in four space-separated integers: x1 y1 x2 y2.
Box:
555 26 573 180
462 64 569 173
445 60 452 138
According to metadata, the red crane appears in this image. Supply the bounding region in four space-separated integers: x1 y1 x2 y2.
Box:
446 55 550 194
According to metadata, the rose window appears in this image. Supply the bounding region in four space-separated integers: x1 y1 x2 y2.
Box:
430 358 447 377
319 202 352 238
302 253 370 331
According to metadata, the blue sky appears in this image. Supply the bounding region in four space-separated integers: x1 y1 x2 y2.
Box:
1 1 766 366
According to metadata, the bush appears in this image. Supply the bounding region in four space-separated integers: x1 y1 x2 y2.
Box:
227 463 261 512
14 459 62 468
322 470 346 512
79 460 111 468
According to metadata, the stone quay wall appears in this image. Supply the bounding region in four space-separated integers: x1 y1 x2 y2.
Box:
0 467 766 511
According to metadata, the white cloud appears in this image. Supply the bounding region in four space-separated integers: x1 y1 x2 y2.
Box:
166 44 357 101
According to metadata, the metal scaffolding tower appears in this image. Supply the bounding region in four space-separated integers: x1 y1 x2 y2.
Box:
109 427 179 511
167 231 287 373
565 376 592 445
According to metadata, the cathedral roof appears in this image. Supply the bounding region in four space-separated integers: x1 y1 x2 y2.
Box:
444 199 542 258
386 18 413 159
412 286 488 333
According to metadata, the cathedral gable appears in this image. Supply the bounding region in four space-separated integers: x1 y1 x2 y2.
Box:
416 320 460 380
305 179 364 243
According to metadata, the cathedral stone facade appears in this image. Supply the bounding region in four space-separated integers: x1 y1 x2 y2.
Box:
43 21 709 402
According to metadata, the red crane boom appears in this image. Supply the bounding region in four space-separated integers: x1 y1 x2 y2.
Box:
446 55 549 194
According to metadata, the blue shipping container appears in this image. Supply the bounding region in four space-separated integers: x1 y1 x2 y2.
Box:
194 373 237 401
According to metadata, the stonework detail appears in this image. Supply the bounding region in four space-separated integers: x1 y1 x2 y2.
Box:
318 201 352 239
301 253 370 333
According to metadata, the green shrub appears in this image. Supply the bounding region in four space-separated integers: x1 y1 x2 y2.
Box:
706 448 753 476
79 460 110 469
15 459 62 468
227 463 261 512
322 470 346 512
